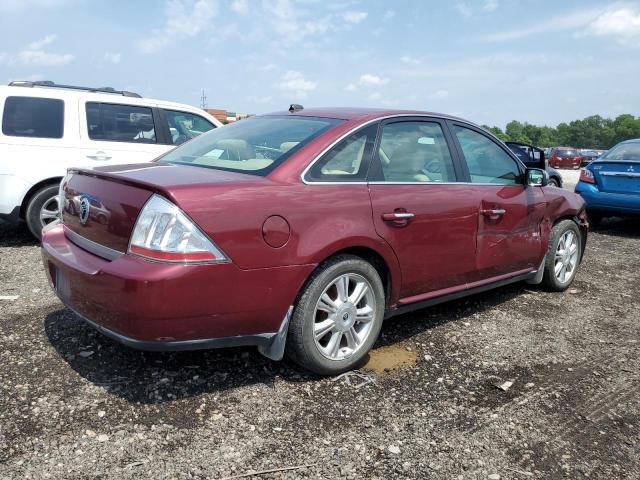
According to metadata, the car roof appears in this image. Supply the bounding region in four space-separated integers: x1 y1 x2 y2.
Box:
262 107 470 123
616 138 640 144
0 84 206 112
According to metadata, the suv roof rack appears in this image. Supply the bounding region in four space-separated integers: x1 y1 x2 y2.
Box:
8 80 142 98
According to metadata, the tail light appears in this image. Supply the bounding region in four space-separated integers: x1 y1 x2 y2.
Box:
129 194 228 263
579 168 596 184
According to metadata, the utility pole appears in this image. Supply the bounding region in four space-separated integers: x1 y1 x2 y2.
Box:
200 89 207 110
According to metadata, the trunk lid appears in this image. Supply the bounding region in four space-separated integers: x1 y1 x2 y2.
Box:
62 162 268 255
591 161 640 195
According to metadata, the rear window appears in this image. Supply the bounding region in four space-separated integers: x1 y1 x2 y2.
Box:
556 149 578 157
158 115 343 176
2 96 64 138
86 102 156 143
601 143 640 161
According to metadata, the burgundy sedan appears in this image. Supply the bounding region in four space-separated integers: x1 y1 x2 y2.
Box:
42 107 588 374
548 147 582 169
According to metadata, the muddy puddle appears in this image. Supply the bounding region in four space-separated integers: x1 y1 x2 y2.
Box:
362 344 418 375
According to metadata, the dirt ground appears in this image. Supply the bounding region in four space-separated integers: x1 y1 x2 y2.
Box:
0 179 638 479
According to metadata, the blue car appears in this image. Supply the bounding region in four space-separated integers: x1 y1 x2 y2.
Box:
575 138 640 225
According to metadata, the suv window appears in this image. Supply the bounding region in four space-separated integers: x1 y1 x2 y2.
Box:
453 125 521 185
2 96 64 139
305 124 377 182
163 109 215 145
86 102 156 143
378 121 456 182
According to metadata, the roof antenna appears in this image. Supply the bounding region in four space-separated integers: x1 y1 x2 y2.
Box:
289 104 303 113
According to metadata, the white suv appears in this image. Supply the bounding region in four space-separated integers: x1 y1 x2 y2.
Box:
0 81 222 238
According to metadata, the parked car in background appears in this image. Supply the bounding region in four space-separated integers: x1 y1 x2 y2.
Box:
575 138 640 225
548 147 582 169
0 81 222 238
506 141 563 187
579 149 606 166
42 106 588 375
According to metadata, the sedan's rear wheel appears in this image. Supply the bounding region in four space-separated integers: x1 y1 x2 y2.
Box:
286 255 385 375
547 178 560 188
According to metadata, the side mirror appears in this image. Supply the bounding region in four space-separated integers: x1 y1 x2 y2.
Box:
526 168 548 187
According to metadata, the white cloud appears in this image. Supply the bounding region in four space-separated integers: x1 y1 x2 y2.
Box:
382 10 395 22
589 7 640 46
400 55 421 65
231 0 248 15
483 0 498 12
429 89 449 100
455 2 472 18
277 71 317 98
342 10 367 24
103 52 121 64
358 73 389 87
139 0 217 54
0 0 69 10
28 34 57 50
0 34 74 67
480 4 640 45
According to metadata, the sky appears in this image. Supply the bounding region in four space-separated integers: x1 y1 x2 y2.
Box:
1 0 639 128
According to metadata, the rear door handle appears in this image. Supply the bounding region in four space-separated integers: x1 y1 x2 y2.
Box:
382 212 415 221
480 208 506 217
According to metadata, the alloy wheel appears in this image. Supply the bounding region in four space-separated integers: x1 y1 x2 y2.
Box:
313 273 376 361
554 230 579 283
39 195 59 228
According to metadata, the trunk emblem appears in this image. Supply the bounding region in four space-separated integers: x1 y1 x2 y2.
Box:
628 166 635 172
79 196 91 224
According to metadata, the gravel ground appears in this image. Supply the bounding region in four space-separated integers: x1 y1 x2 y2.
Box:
0 194 638 479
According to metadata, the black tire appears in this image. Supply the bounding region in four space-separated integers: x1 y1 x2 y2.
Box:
25 184 60 240
286 254 385 375
541 220 582 292
547 177 560 188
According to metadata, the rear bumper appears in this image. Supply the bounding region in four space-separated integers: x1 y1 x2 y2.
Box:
41 223 314 357
575 182 640 215
0 174 31 219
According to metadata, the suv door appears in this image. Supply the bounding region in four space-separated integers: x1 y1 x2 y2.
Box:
448 122 546 281
79 99 170 165
367 118 478 300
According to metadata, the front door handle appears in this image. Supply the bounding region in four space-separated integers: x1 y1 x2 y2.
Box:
480 208 506 217
382 212 415 221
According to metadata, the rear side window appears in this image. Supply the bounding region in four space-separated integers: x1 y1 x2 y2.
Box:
453 125 521 185
2 96 64 138
86 102 156 143
305 124 378 182
163 109 215 145
378 121 456 183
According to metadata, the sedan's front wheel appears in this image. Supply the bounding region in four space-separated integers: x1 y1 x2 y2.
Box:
286 255 385 375
542 220 582 291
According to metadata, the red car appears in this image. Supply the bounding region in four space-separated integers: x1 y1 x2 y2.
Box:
41 107 588 375
548 147 582 169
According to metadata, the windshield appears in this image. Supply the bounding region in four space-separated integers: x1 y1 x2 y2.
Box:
601 143 640 161
157 115 343 176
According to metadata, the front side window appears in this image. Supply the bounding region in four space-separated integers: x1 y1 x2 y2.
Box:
163 109 215 145
453 125 521 185
2 96 64 138
305 124 377 182
159 115 342 176
86 102 156 143
378 121 456 183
